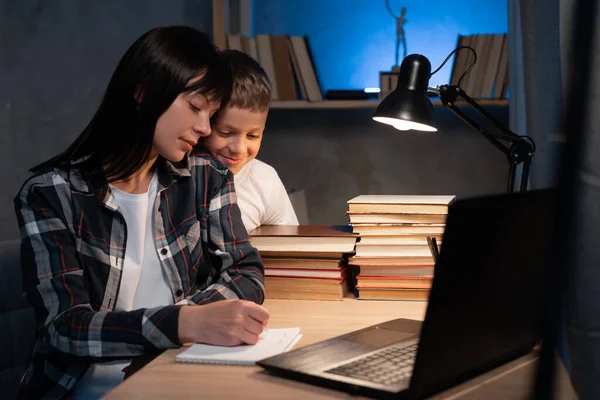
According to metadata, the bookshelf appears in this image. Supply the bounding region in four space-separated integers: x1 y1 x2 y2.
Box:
271 99 509 110
214 2 509 110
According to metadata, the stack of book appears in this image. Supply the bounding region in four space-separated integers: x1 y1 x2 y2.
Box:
225 34 322 102
211 0 323 102
249 225 358 300
450 33 509 100
346 195 456 301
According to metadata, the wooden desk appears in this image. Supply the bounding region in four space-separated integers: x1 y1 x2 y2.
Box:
104 299 576 400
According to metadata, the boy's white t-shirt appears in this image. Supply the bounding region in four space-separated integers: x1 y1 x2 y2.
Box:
234 159 299 233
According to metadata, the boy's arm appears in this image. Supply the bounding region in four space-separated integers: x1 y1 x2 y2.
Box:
16 180 183 361
187 168 266 305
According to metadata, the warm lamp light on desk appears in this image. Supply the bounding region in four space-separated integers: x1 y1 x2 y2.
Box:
373 49 536 193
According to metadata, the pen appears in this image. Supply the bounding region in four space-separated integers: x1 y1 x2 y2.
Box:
427 236 439 263
259 327 269 339
431 237 440 261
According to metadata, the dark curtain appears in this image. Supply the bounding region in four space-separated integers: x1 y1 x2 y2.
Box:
509 0 600 397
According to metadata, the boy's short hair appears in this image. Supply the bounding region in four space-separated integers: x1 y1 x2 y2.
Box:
220 49 271 112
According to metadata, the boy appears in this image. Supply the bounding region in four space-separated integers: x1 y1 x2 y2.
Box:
203 50 299 233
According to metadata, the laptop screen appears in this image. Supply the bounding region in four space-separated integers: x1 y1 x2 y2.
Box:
409 189 556 398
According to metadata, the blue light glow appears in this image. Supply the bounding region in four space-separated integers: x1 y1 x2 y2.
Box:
254 0 507 93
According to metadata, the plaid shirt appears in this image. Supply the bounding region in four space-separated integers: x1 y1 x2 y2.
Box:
14 149 265 399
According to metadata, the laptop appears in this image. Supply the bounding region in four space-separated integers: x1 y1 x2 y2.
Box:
257 189 556 399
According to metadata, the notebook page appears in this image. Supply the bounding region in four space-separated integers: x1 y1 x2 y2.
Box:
175 327 302 365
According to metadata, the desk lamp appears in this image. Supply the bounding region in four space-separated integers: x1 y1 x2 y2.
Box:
373 50 535 193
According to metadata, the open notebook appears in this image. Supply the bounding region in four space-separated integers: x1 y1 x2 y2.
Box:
175 328 302 365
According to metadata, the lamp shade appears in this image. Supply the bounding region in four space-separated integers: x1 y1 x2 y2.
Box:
373 54 438 132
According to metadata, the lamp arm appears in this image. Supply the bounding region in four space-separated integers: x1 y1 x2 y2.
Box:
430 84 536 192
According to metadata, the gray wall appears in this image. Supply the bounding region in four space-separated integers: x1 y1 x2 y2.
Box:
262 107 508 226
0 0 509 240
0 0 211 240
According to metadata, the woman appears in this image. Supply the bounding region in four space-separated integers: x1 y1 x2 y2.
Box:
14 26 268 399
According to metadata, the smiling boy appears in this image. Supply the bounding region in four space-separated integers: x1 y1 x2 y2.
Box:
203 50 298 233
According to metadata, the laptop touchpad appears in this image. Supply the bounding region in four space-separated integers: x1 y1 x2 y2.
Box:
343 327 414 347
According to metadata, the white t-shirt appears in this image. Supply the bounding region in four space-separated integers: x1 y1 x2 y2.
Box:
72 171 174 399
234 159 299 233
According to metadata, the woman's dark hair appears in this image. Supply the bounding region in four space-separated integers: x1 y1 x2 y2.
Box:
31 26 232 182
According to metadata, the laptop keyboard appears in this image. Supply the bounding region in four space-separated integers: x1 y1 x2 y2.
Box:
325 342 418 386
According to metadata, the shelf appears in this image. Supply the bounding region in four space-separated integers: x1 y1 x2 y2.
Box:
270 99 510 110
271 100 379 109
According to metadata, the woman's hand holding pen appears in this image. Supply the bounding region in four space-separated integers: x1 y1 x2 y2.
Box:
178 300 270 346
